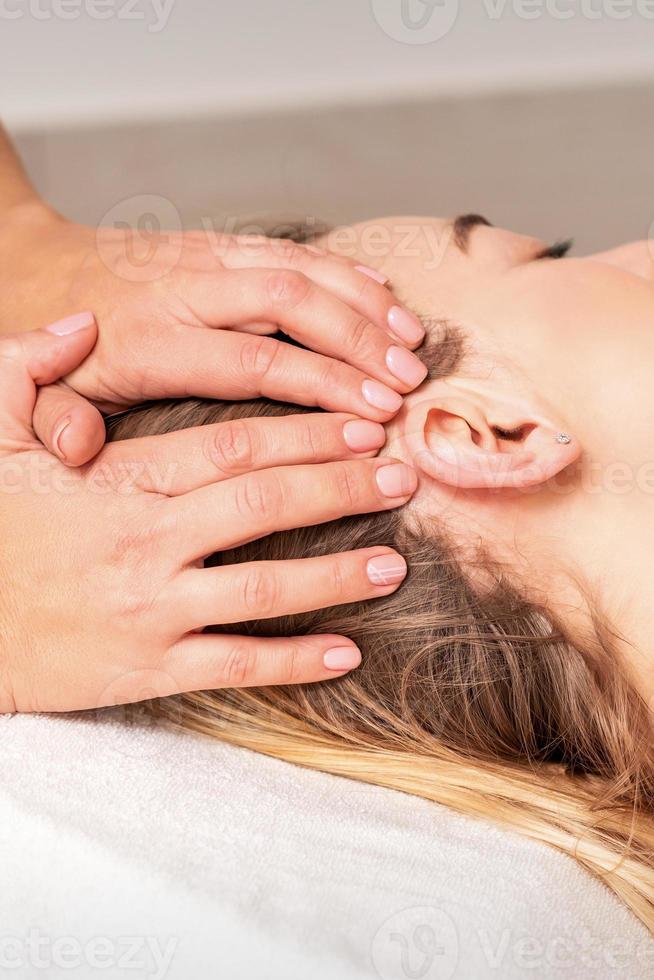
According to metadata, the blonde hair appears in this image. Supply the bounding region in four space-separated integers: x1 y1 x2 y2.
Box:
109 332 654 932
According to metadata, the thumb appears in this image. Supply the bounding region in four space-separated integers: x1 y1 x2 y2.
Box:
34 382 106 466
0 312 97 447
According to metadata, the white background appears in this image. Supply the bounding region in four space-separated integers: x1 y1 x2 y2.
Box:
3 0 654 130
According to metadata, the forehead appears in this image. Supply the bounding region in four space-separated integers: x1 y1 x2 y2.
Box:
321 215 459 316
319 215 474 319
321 215 452 267
320 215 545 319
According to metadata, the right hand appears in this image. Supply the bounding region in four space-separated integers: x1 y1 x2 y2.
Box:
0 315 416 713
0 202 426 465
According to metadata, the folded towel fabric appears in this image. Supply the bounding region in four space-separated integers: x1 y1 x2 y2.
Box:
0 711 651 980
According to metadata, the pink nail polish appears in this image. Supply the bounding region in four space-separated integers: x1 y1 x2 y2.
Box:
355 264 388 286
386 346 428 388
361 380 403 414
323 647 362 671
45 312 95 336
367 553 408 586
375 462 418 498
387 306 425 346
343 419 386 453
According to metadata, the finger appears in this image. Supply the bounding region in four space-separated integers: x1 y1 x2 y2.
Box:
116 328 412 423
231 320 278 335
213 236 426 348
101 412 386 495
169 458 417 561
0 312 97 446
165 633 362 692
181 269 428 393
170 548 408 633
33 382 106 465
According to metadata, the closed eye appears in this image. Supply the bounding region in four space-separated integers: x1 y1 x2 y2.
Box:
534 239 573 261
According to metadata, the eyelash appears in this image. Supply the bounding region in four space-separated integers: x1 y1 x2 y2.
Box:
539 239 573 260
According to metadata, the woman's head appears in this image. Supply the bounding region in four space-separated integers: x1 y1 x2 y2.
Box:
108 214 654 928
319 214 654 701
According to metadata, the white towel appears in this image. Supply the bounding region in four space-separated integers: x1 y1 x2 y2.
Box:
0 711 651 979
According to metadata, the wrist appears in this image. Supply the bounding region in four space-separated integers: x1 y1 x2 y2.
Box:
0 196 62 250
0 200 70 336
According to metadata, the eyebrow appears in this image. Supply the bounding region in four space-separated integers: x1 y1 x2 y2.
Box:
452 213 493 251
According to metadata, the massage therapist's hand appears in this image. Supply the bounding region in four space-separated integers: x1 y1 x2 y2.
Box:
0 199 427 465
0 317 416 713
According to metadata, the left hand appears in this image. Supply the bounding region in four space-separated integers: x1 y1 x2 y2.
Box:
0 315 416 713
0 202 427 465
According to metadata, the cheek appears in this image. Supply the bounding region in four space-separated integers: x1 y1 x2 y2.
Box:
482 262 653 362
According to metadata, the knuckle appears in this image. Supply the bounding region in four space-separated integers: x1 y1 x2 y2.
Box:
280 646 303 685
332 463 360 511
109 521 157 566
329 557 349 602
234 472 283 523
347 315 379 361
85 457 142 495
221 644 254 687
241 567 279 617
295 417 322 459
0 336 24 364
208 419 255 476
318 355 347 395
354 273 377 304
264 269 311 311
275 240 311 270
238 335 280 382
119 583 158 621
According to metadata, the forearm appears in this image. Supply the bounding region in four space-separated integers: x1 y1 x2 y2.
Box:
0 125 71 336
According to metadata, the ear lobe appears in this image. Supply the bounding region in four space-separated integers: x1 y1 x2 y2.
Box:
405 383 580 490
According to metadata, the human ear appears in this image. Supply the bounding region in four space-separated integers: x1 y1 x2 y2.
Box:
403 379 580 490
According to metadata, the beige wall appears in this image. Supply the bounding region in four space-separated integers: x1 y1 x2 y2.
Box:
13 80 654 255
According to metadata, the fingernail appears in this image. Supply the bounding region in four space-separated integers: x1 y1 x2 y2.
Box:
53 416 72 461
375 462 418 498
367 553 408 586
323 646 362 671
343 419 386 453
386 346 428 388
45 311 95 336
355 264 388 286
362 380 403 414
387 305 425 345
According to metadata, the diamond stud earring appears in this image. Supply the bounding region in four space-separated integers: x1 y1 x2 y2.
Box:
555 433 572 445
